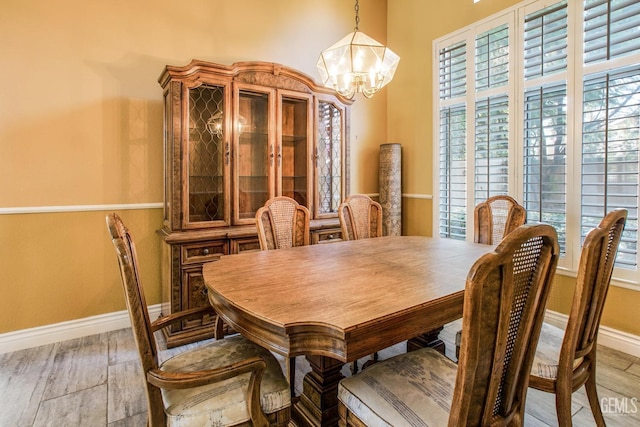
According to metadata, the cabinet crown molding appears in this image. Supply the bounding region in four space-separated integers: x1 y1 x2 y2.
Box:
158 59 354 105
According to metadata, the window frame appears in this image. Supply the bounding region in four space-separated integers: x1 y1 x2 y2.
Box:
432 0 640 289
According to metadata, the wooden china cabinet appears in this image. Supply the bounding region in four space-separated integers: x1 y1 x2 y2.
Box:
157 60 351 346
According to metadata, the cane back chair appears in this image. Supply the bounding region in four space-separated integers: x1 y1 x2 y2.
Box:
338 194 383 241
255 196 311 395
338 194 383 373
456 195 527 358
530 209 627 426
338 224 559 427
475 195 527 245
256 196 310 250
106 213 290 427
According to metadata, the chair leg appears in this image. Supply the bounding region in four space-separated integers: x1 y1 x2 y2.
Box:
585 373 606 427
555 385 574 427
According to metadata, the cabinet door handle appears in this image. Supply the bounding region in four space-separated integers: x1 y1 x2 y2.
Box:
224 142 230 165
277 145 282 165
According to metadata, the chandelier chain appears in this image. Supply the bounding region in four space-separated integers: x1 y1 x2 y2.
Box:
354 0 360 31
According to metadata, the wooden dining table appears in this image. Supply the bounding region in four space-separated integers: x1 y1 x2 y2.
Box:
202 235 493 427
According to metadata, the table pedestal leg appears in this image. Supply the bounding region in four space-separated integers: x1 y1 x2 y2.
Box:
406 327 445 354
292 355 344 427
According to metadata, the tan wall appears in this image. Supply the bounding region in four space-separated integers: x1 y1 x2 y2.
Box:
387 0 640 337
0 0 388 333
2 0 639 339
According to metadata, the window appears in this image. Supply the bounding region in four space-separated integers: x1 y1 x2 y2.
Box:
434 0 640 285
523 2 568 254
438 41 467 239
581 68 640 272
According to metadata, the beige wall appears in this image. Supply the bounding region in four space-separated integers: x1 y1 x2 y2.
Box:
0 0 388 333
2 0 639 338
387 0 640 336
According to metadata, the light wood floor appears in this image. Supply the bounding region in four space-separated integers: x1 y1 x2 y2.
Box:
1 320 639 426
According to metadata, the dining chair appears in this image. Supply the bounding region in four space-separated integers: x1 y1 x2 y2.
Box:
475 194 527 245
530 209 627 427
338 194 383 373
256 196 310 250
455 194 527 358
255 196 310 395
338 194 383 241
106 213 291 427
338 223 559 427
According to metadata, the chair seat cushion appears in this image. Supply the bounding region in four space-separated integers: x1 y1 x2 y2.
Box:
532 322 583 380
338 348 457 427
160 335 290 427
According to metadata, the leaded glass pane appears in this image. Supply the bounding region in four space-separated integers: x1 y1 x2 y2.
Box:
188 85 225 223
317 101 342 214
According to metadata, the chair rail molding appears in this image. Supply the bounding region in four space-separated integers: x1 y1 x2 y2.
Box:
0 304 162 354
359 193 433 200
403 193 433 199
0 202 163 215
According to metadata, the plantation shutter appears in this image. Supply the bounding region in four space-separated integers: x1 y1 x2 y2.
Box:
438 41 467 239
581 67 640 270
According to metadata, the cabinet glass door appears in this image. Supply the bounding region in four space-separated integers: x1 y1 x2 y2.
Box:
279 93 312 209
316 100 344 216
235 87 274 223
186 83 229 227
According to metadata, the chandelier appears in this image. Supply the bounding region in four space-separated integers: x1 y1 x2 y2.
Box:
316 0 400 99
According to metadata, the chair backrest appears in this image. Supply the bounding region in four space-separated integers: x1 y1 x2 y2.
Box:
256 196 310 250
560 209 627 373
338 194 383 240
474 195 526 245
450 223 559 426
106 213 164 423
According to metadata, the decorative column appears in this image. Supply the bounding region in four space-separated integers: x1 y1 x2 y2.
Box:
379 143 402 236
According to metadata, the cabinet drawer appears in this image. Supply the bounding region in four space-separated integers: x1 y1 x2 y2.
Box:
312 228 342 244
231 237 261 253
181 241 228 264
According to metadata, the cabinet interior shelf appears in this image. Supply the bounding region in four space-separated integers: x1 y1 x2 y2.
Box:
282 135 307 144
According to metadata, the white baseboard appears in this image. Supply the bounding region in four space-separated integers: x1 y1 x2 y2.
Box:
544 310 640 358
0 304 162 354
2 307 639 358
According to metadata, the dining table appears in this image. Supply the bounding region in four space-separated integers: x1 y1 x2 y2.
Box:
202 235 494 427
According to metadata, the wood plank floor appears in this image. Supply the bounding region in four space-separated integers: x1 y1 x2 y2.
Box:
1 320 639 426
